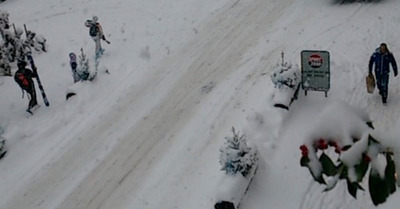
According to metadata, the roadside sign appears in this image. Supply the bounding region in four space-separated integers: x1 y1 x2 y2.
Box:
301 50 330 97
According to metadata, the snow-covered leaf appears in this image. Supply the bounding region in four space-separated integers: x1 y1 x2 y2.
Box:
346 179 359 199
385 153 396 194
369 167 389 206
300 156 310 167
319 152 337 176
354 158 369 182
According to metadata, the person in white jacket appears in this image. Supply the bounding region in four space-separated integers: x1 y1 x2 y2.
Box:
85 16 107 57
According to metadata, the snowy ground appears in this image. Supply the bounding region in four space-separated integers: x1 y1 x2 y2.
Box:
1 0 400 208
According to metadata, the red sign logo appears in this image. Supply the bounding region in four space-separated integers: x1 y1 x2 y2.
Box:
308 54 323 68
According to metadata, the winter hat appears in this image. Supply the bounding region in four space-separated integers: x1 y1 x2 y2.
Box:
92 16 98 23
17 60 27 68
380 43 389 53
69 52 76 60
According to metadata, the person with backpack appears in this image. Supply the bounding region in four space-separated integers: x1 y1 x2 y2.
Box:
14 59 38 112
84 16 107 57
369 43 398 105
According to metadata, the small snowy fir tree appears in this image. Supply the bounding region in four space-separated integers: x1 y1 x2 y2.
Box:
78 48 90 80
270 52 301 109
219 127 258 177
270 52 300 90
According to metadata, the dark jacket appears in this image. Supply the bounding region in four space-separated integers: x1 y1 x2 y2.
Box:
369 48 398 76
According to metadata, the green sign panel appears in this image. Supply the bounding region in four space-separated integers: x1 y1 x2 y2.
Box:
301 50 330 96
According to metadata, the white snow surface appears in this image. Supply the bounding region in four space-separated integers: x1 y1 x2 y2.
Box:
1 0 400 208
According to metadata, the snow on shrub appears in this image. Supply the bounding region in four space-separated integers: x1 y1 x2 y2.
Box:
216 127 258 209
77 48 92 81
219 127 258 177
270 53 301 109
299 101 397 206
270 61 300 90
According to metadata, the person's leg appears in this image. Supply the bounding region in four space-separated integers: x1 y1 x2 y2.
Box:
93 36 102 56
380 74 389 104
28 84 38 109
375 72 382 95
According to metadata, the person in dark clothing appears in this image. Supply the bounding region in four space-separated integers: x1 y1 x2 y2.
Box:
369 43 398 104
14 60 38 111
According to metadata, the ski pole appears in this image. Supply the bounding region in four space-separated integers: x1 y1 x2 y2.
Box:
23 24 28 39
102 37 110 44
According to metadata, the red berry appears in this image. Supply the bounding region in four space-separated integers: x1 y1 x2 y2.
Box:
317 138 328 150
362 153 371 162
300 145 309 156
318 138 325 144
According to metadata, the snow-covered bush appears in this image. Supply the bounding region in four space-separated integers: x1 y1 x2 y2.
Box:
0 11 47 68
77 48 94 81
219 127 258 177
270 53 301 109
299 101 397 206
216 127 259 209
0 10 9 34
271 62 300 90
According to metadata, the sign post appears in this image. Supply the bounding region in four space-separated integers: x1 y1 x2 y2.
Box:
301 50 330 97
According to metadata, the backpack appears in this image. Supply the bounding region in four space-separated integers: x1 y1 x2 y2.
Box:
89 23 98 37
15 71 30 88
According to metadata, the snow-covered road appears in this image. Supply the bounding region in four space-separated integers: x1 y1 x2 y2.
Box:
1 0 295 208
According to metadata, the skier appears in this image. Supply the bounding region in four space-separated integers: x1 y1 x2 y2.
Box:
369 43 398 105
84 16 106 57
14 59 38 112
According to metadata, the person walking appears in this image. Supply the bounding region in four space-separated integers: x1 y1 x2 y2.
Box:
369 43 398 104
84 16 107 58
14 59 38 113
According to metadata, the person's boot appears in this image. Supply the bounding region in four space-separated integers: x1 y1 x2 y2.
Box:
382 96 387 105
